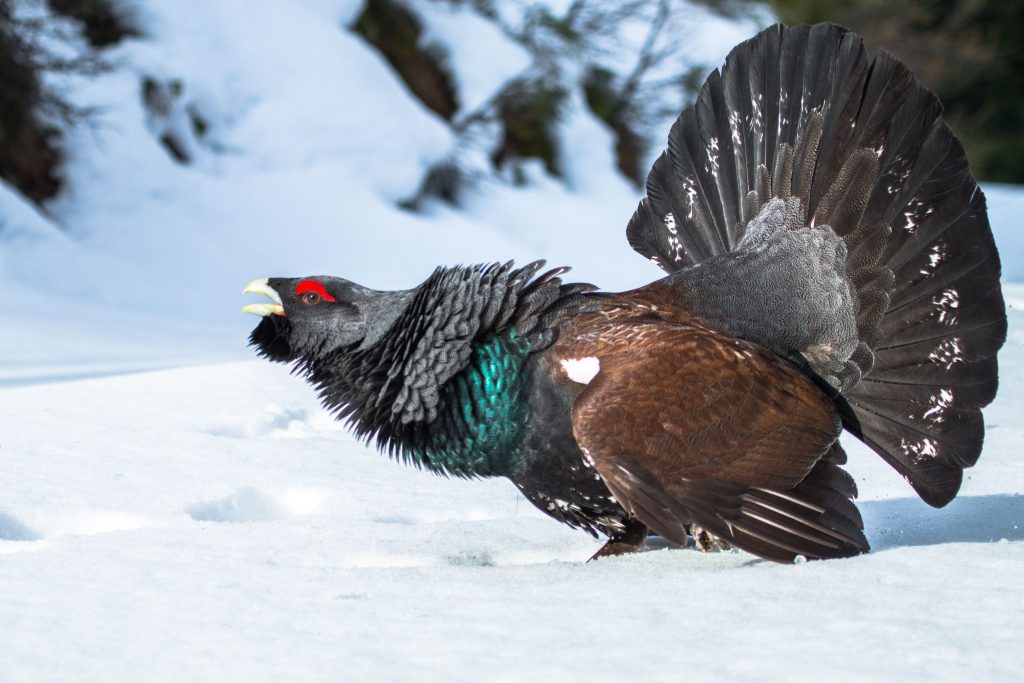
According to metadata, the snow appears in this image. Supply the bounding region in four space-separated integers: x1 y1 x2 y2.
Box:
413 1 533 115
1 0 1022 679
2 339 1023 681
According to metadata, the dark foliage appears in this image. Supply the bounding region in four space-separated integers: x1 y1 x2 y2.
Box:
399 160 465 209
140 76 214 165
48 0 137 48
583 66 645 186
353 0 458 120
491 77 567 180
0 0 62 204
764 0 1024 183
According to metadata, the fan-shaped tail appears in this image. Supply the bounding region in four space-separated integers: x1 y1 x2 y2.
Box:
628 23 1006 507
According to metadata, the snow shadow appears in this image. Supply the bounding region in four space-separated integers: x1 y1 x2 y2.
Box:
861 494 1024 551
206 406 311 439
0 362 183 388
0 510 41 541
186 486 328 523
186 487 289 523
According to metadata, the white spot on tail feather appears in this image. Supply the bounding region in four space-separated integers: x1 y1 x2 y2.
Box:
934 288 960 325
901 436 939 465
920 243 949 276
664 212 678 235
663 212 685 263
561 357 601 384
929 337 964 369
681 178 699 220
922 388 955 424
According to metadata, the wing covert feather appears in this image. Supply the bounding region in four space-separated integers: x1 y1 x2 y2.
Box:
572 327 840 489
569 325 867 561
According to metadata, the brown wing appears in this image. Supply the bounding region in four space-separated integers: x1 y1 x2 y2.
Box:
570 324 868 562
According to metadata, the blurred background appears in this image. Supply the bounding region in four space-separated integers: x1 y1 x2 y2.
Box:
1 0 1021 382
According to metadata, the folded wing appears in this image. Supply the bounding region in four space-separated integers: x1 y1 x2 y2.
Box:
570 322 867 562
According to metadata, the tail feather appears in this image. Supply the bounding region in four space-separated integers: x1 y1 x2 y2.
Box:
842 399 982 505
697 70 744 241
807 32 870 208
627 22 1005 508
720 32 758 214
670 104 732 253
863 351 999 398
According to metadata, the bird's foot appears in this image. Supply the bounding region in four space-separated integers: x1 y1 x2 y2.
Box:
588 519 648 561
589 538 645 561
690 524 731 553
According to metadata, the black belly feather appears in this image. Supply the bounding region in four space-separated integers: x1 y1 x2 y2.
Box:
508 353 629 537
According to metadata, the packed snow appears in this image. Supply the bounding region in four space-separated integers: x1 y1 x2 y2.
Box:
1 1 1021 680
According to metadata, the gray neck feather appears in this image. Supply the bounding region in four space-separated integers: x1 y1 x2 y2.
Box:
357 289 416 350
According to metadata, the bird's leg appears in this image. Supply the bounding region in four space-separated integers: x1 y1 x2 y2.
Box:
588 519 648 561
689 524 732 553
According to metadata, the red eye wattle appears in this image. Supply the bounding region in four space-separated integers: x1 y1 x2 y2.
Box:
295 280 336 303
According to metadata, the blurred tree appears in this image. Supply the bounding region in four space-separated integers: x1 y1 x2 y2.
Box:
48 0 137 48
354 0 459 120
0 1 116 209
763 0 1024 183
492 77 567 178
578 0 674 185
367 0 763 205
0 0 63 204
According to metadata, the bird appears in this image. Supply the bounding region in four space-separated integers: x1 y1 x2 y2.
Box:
243 22 1006 563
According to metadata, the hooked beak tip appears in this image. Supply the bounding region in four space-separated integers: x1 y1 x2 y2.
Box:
243 277 285 316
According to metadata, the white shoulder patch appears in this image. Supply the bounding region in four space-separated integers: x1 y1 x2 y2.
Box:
560 357 601 385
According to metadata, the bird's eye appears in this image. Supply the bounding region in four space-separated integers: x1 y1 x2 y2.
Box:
295 279 336 304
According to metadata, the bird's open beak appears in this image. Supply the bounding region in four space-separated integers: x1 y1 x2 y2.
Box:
242 278 285 316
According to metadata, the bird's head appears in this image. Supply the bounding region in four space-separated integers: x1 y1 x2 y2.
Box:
243 276 413 364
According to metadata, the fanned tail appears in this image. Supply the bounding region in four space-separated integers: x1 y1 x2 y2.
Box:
627 23 1006 507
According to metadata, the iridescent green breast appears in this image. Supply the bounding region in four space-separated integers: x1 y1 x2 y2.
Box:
410 332 534 477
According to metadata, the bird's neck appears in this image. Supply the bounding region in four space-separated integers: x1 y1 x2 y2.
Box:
356 289 417 349
308 262 565 478
316 331 534 478
406 332 534 478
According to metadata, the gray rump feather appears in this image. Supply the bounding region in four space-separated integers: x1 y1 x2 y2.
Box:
667 197 861 390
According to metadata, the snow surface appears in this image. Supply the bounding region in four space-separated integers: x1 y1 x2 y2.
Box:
1 0 1022 680
2 312 1023 682
413 1 533 115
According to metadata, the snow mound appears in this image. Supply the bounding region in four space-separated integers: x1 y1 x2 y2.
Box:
0 510 41 542
186 487 330 523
